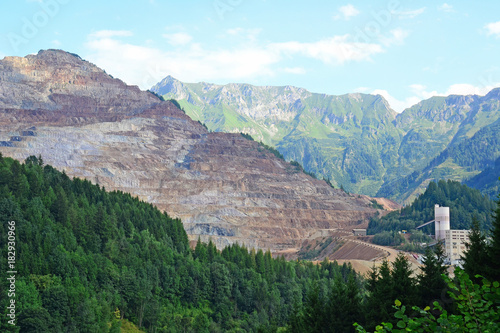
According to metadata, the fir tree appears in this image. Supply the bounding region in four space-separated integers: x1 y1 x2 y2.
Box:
364 260 393 330
462 217 488 283
418 241 447 307
391 252 418 308
487 190 500 282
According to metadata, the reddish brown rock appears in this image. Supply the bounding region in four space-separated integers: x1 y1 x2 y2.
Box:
0 50 394 254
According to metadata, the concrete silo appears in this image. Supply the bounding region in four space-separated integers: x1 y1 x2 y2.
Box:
434 204 450 240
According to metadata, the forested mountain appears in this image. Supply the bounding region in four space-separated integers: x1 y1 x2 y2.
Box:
3 155 496 332
0 155 363 332
152 77 500 202
464 156 500 198
368 180 497 237
378 114 500 203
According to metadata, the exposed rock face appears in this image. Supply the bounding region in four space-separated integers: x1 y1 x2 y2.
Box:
0 49 384 253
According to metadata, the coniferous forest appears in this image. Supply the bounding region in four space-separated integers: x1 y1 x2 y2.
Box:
1 155 499 332
0 155 363 332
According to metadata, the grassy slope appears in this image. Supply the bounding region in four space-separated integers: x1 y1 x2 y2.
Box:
157 80 500 201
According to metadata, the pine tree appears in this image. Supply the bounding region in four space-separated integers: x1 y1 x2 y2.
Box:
391 252 418 307
487 191 500 282
364 260 393 330
462 217 488 283
327 273 361 333
418 241 447 307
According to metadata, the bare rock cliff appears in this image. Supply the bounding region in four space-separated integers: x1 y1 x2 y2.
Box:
0 50 382 253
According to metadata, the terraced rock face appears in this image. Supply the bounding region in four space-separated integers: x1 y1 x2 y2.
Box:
0 49 385 254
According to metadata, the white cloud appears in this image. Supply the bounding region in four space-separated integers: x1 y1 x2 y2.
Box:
353 87 370 93
84 29 406 89
225 28 262 42
163 32 192 46
392 7 426 19
444 83 493 96
372 89 421 113
89 30 133 39
485 21 500 37
438 3 454 12
379 28 409 47
51 40 61 47
283 67 306 74
373 82 500 113
273 35 383 64
85 32 279 89
334 4 360 20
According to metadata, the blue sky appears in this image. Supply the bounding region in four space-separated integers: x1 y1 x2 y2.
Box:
1 0 500 112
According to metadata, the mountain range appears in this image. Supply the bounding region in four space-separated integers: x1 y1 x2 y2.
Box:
0 49 386 256
151 76 500 203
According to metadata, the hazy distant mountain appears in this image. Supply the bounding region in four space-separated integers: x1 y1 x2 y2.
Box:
152 77 500 203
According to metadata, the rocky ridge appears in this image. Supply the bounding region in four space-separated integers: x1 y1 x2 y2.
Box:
153 76 500 202
0 50 388 255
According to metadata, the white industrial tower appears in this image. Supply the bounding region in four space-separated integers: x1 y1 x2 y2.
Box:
434 204 450 240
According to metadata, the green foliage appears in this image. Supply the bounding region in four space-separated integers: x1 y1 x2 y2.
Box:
364 261 396 330
240 132 255 141
147 90 165 101
408 229 431 244
325 177 335 189
370 199 384 210
465 156 500 198
197 120 208 130
297 237 336 260
418 242 448 307
258 141 285 160
0 155 368 332
486 189 500 282
372 231 404 246
156 78 500 200
355 268 500 333
288 262 363 333
379 118 500 201
166 98 187 114
462 217 489 284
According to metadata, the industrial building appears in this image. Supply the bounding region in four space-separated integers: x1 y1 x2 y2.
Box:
444 229 470 263
352 228 367 236
417 204 470 264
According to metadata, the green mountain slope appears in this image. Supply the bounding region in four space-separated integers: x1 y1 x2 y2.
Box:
379 115 500 203
465 156 500 198
152 76 403 196
0 155 364 332
151 77 500 201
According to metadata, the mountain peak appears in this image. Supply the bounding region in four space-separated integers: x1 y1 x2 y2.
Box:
485 87 500 100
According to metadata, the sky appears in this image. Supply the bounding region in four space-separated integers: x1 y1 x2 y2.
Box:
1 0 500 112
